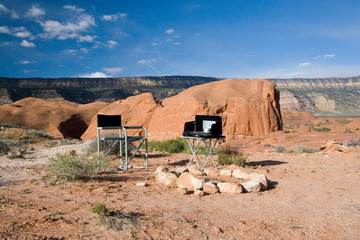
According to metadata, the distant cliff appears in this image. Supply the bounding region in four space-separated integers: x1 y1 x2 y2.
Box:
0 75 359 117
0 76 220 104
271 76 360 117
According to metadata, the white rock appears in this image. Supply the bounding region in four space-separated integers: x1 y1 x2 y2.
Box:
164 172 178 188
194 189 205 196
136 182 148 187
241 180 261 192
232 169 250 180
219 169 232 177
217 182 243 194
176 172 204 191
188 165 205 176
156 166 168 173
155 171 167 184
249 173 268 190
203 182 219 194
175 166 188 176
204 169 219 177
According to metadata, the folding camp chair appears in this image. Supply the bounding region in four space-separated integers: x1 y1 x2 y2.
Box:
96 114 148 173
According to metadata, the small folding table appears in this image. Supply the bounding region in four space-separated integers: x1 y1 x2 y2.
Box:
182 135 225 170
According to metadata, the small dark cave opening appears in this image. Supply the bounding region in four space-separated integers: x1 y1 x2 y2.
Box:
58 114 88 139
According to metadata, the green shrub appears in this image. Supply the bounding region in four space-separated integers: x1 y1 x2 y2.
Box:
147 138 189 153
0 140 10 154
91 203 107 214
217 149 246 167
48 152 98 181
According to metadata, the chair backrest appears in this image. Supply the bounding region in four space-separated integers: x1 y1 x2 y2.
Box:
195 115 222 135
97 114 121 127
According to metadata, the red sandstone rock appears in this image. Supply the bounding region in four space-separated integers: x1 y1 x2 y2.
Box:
0 97 108 138
148 78 282 140
81 93 160 140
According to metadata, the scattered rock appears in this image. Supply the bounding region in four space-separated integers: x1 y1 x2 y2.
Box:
176 173 204 191
203 182 219 194
188 165 205 176
156 166 168 173
136 182 148 187
164 173 178 188
204 168 219 177
249 173 268 190
155 171 167 184
177 187 190 195
219 169 232 177
232 169 250 180
241 180 261 192
194 189 205 196
174 166 188 176
217 182 242 194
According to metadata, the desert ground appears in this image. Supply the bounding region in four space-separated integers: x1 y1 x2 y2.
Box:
1 118 360 240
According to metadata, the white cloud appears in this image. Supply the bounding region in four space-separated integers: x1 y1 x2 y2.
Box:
324 54 335 59
166 29 174 34
20 40 36 47
78 35 95 42
107 40 118 48
62 49 78 55
0 26 11 34
137 59 162 74
0 4 7 12
39 14 96 41
26 5 46 18
19 60 31 64
13 27 32 38
0 26 32 38
152 42 161 46
173 42 181 45
63 5 84 13
299 62 311 68
0 4 19 19
102 67 124 74
314 54 336 59
137 59 156 64
102 13 127 21
80 72 111 78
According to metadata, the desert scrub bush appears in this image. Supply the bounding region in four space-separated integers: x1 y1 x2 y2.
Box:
91 203 141 233
263 143 273 148
48 152 98 181
0 140 10 154
60 138 79 145
91 203 107 214
147 138 189 153
314 127 331 133
294 146 320 154
275 144 286 153
217 148 246 167
343 136 360 147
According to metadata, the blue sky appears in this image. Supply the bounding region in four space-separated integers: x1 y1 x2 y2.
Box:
0 0 359 78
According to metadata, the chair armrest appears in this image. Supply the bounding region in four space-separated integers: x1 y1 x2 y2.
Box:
123 126 144 129
98 126 124 130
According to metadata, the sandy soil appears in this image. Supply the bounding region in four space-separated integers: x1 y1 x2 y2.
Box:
1 132 360 240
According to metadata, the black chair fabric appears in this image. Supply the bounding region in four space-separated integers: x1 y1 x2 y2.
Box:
97 114 121 127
